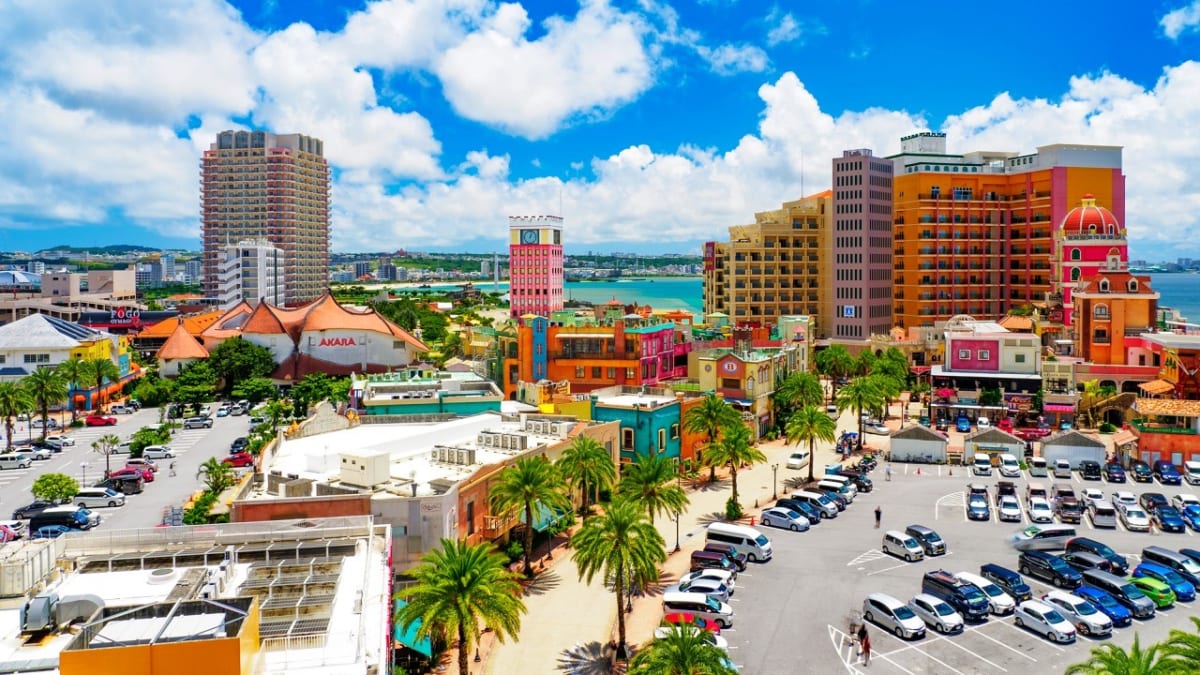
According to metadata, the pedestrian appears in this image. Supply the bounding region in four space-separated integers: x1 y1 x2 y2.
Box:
856 623 868 658
861 632 872 665
874 505 882 529
885 464 893 481
169 461 177 477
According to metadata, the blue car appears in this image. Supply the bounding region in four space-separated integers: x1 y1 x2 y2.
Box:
1135 562 1196 602
1154 506 1188 533
956 416 972 433
1075 586 1133 627
1155 460 1183 485
967 494 991 521
31 525 71 540
1181 505 1200 531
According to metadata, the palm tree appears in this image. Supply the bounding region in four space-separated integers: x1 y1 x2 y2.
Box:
785 404 838 484
92 433 121 478
1064 634 1172 675
628 624 739 675
772 371 824 430
56 357 88 423
682 393 741 481
836 378 884 452
1162 616 1200 671
0 382 34 451
197 457 235 494
617 453 688 526
572 498 666 661
702 423 765 506
815 344 854 402
23 368 68 439
489 455 572 577
556 436 616 520
868 373 902 421
396 539 526 675
84 357 121 412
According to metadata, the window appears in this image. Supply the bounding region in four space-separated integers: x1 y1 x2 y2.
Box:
1094 304 1110 318
658 429 667 452
1070 248 1081 261
575 366 585 379
671 423 680 439
958 349 970 360
621 428 634 450
978 350 991 360
607 367 616 379
23 354 50 364
592 367 602 378
626 368 636 379
1015 354 1026 363
1070 267 1081 281
1098 279 1110 292
1127 279 1138 292
466 501 475 536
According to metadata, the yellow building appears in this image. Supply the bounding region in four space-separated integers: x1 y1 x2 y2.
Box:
0 315 139 404
703 191 834 336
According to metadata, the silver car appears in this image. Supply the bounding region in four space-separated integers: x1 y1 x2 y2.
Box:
1015 599 1077 643
998 495 1023 522
909 593 963 634
864 593 925 640
678 568 736 592
1119 504 1150 531
1028 497 1054 523
665 577 731 603
760 507 810 532
1041 591 1112 637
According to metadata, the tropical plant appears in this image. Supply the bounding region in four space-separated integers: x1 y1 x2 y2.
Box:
853 350 877 377
395 539 526 675
682 393 741 481
0 382 34 450
83 357 121 412
556 436 616 520
772 371 824 430
628 624 739 675
867 373 902 420
572 498 666 661
1064 633 1172 675
617 453 688 526
22 368 68 439
91 433 121 477
836 378 884 452
814 344 854 401
55 357 88 423
230 377 277 405
31 472 80 503
197 457 235 494
1161 616 1200 671
489 455 571 576
784 404 838 484
206 336 276 396
175 361 217 412
702 422 765 506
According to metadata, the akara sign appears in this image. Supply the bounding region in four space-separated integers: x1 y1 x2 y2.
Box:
318 337 358 347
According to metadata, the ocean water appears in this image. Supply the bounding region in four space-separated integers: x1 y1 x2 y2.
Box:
1148 273 1200 323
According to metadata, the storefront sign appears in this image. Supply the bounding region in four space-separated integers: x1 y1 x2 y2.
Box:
109 307 141 325
319 337 358 347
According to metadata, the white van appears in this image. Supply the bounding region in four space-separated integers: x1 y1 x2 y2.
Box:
0 454 33 470
999 454 1021 478
705 522 773 563
1184 460 1200 486
1088 502 1118 528
1011 524 1077 551
817 479 856 503
973 454 993 476
882 530 925 562
74 488 126 508
791 491 838 519
820 474 858 497
662 591 734 629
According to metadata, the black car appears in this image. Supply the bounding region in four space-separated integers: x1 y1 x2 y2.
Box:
1018 550 1082 589
776 498 822 525
1060 550 1113 573
935 418 950 432
1065 537 1129 575
230 436 249 452
1104 463 1126 483
1079 460 1102 481
838 469 874 492
1131 460 1154 483
702 543 748 571
1140 492 1169 514
12 500 54 520
94 476 145 495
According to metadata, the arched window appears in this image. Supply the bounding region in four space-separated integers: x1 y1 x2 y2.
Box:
747 376 756 394
1099 279 1110 292
1127 279 1138 292
1089 225 1097 234
1070 248 1081 261
1070 267 1081 281
1094 304 1110 319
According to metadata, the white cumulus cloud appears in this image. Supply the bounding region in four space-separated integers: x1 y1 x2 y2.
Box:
1161 0 1200 39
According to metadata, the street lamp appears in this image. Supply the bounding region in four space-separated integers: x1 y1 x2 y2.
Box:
771 463 779 499
674 510 681 553
80 461 89 486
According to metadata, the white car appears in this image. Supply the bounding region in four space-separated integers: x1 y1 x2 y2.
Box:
956 571 1016 615
666 577 732 604
863 593 926 640
909 593 964 634
1015 599 1077 643
27 447 53 460
760 507 810 532
1112 491 1138 509
976 416 991 429
1081 488 1105 508
31 418 59 429
142 445 175 460
653 625 729 651
1041 591 1113 637
678 569 736 592
45 435 75 449
1028 497 1054 523
1172 494 1200 511
865 422 891 436
1119 504 1150 531
998 495 1023 522
786 451 810 470
110 405 135 414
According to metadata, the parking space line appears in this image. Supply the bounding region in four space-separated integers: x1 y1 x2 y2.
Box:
825 625 864 675
911 645 968 675
874 651 918 674
966 625 1039 661
938 635 1009 672
867 562 911 577
990 620 1067 654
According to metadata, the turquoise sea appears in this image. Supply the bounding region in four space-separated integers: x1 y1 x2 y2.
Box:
409 273 1197 324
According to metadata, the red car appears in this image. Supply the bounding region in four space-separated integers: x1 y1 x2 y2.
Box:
85 414 118 426
1015 427 1052 441
661 612 721 635
996 418 1015 433
109 466 155 482
223 452 254 468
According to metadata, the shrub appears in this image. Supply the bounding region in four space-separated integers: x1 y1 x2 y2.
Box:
505 540 524 564
724 497 743 521
1098 422 1117 434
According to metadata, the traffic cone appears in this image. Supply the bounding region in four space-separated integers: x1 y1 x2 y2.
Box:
749 516 756 526
916 467 922 476
948 466 953 476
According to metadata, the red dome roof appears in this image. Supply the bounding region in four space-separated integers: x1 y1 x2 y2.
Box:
1061 194 1122 236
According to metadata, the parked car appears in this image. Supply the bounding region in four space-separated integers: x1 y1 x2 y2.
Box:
0 453 33 470
1129 576 1176 608
109 466 154 482
1111 491 1138 509
142 445 175 460
976 416 991 429
184 416 213 429
863 593 926 640
1104 462 1126 483
935 418 949 432
1172 494 1200 511
909 593 964 634
1080 488 1104 508
1182 505 1200 532
1028 457 1049 477
1027 498 1054 524
1041 591 1113 637
1079 460 1102 481
661 612 721 635
1066 538 1129 575
125 457 158 473
94 476 144 494
865 422 890 435
26 447 52 461
32 525 72 540
998 496 1023 522
1074 586 1133 627
775 498 822 525
1130 460 1154 483
1118 504 1151 532
759 507 810 532
967 494 991 521
997 417 1015 433
1155 460 1183 486
1018 550 1082 588
652 625 729 651
216 405 232 417
1014 599 1076 643
921 569 989 622
31 417 59 429
1133 562 1196 602
980 563 1033 602
785 451 810 470
223 452 254 468
85 414 117 426
45 435 75 449
1154 506 1188 533
678 569 736 593
1140 492 1169 514
109 404 135 414
74 487 125 509
955 416 972 433
1053 459 1073 479
665 577 732 604
12 500 54 520
905 525 947 556
1060 551 1113 574
955 571 1016 615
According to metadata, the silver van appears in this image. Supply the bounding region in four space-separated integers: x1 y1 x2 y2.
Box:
0 454 33 470
883 530 925 562
1081 569 1156 619
1142 546 1200 586
791 491 838 519
74 488 125 508
705 522 773 563
662 591 734 628
1011 524 1077 551
1088 502 1117 528
816 479 856 503
820 474 857 496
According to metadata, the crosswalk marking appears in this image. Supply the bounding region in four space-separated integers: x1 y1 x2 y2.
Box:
847 549 889 566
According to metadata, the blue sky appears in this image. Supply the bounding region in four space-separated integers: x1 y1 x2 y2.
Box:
2 0 1200 257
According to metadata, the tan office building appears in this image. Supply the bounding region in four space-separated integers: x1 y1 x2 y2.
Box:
201 130 331 306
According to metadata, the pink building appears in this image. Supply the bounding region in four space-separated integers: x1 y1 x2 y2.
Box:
508 215 564 318
1055 194 1128 326
831 149 894 340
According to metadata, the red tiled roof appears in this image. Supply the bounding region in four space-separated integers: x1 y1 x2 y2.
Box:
137 311 222 339
157 321 209 360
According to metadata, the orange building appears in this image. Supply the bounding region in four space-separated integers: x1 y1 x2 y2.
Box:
890 133 1124 328
1071 263 1158 366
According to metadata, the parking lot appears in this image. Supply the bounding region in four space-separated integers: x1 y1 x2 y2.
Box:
718 462 1200 675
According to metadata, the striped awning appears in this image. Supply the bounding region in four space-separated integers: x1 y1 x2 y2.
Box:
1138 379 1174 395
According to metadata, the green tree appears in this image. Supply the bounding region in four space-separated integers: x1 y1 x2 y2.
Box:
772 371 824 432
175 361 217 412
702 422 765 506
682 393 741 482
56 357 88 423
1064 634 1172 675
230 377 277 405
785 404 838 485
571 498 666 661
84 357 121 411
290 372 349 416
133 375 177 408
853 350 877 377
617 453 688 526
92 433 121 478
0 382 34 451
867 373 902 420
555 436 616 520
31 472 80 503
489 455 571 577
207 336 276 396
396 539 526 675
628 624 739 675
1162 616 1200 671
814 344 854 401
197 457 235 494
836 378 884 452
23 368 68 439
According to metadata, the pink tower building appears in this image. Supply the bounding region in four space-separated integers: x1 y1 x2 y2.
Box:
1055 194 1128 327
508 215 564 318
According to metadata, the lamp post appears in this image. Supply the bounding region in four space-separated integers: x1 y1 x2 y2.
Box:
771 463 779 499
674 510 681 552
80 461 89 486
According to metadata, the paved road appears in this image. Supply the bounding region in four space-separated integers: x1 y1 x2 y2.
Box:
2 408 255 529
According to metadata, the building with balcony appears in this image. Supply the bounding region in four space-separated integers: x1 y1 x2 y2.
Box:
702 191 834 335
889 132 1124 327
1056 195 1130 326
214 239 286 310
930 316 1042 422
508 215 563 318
832 149 894 340
201 130 330 306
690 340 805 436
590 387 682 465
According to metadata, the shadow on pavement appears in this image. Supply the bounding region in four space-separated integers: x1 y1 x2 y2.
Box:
694 511 728 527
557 640 614 674
697 477 732 493
523 569 562 597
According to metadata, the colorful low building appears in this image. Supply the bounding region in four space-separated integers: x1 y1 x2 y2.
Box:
351 368 503 417
931 317 1041 422
1055 195 1130 327
590 386 682 465
1130 397 1200 465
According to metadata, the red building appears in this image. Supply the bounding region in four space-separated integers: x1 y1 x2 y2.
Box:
1055 195 1130 327
508 215 563 318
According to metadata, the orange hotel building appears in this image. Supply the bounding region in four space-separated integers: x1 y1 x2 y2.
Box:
890 133 1123 328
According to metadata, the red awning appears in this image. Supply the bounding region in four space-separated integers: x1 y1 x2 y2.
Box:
910 366 932 374
1043 404 1075 413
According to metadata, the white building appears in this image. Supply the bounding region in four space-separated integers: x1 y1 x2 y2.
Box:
215 239 285 309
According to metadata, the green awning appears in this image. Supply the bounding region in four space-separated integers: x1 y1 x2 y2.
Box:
392 599 433 657
520 501 569 533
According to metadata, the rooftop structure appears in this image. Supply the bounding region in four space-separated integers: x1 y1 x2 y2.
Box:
508 215 563 318
351 368 503 417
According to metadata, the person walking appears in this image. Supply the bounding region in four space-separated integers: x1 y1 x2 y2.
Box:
874 505 882 529
169 461 177 477
861 631 872 665
856 624 868 659
885 464 893 481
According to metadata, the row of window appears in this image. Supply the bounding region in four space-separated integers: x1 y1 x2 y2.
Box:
620 425 680 452
953 349 1029 363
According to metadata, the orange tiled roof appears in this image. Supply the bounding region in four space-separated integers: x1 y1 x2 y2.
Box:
202 301 255 341
998 315 1034 331
138 311 222 339
1134 398 1200 417
157 321 209 360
